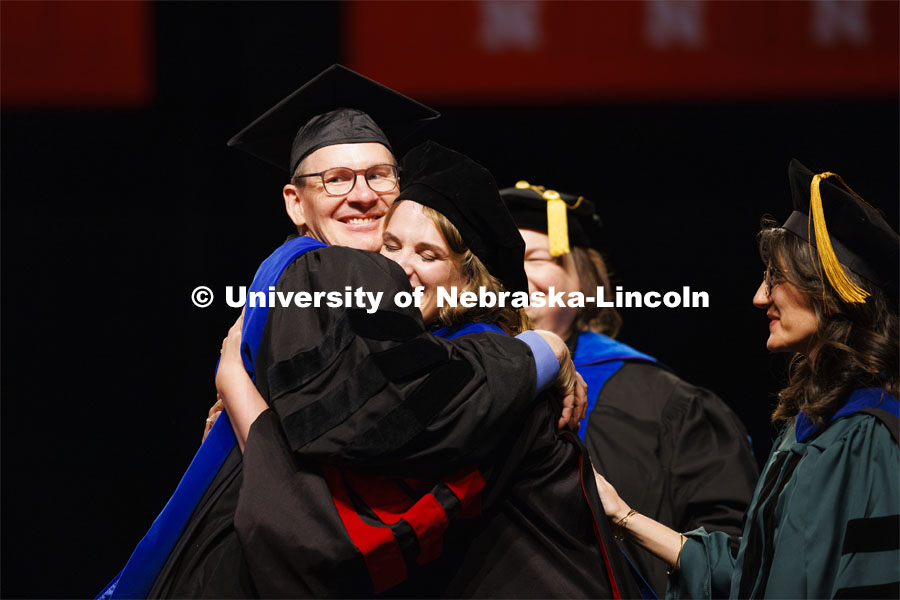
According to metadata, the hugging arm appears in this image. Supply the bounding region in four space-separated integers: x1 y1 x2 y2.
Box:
249 246 559 473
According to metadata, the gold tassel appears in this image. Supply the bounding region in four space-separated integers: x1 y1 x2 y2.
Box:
809 172 870 304
544 190 570 257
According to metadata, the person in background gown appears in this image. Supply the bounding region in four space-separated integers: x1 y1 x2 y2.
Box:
501 182 759 596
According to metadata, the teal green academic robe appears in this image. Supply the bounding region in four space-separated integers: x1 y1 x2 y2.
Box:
668 388 899 599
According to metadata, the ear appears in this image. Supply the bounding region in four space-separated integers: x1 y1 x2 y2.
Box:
283 184 306 228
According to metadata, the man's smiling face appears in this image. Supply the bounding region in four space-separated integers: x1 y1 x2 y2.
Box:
283 142 398 251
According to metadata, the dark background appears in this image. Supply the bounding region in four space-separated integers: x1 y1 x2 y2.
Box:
2 2 897 598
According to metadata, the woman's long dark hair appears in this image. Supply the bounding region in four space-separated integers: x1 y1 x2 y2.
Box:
758 217 899 426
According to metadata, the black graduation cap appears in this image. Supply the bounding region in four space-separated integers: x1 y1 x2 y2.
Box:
783 159 899 302
397 141 528 294
227 65 440 173
500 182 603 256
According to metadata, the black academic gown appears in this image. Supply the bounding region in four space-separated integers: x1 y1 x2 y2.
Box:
152 246 637 598
583 359 759 597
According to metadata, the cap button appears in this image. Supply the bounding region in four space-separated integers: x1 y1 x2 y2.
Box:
515 180 530 189
543 190 560 200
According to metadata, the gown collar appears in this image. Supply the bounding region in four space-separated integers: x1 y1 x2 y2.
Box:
795 387 899 442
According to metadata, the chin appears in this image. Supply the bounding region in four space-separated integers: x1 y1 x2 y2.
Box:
337 233 381 252
766 339 799 355
524 308 543 327
766 335 785 352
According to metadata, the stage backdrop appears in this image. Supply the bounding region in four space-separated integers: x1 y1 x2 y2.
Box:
345 0 898 102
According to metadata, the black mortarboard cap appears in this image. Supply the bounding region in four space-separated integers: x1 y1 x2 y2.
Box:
501 182 603 255
227 65 440 173
397 141 528 294
783 159 899 301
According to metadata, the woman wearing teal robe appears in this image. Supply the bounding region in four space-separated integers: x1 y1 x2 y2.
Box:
594 159 899 599
675 387 898 599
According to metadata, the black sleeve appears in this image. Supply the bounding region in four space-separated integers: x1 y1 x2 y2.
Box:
235 409 373 598
253 246 539 475
586 362 757 536
660 379 759 535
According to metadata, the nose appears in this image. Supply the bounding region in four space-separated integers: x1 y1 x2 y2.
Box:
394 250 415 280
345 173 379 209
752 280 770 309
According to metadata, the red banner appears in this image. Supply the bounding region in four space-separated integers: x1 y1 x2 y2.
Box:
1 1 153 108
344 0 899 103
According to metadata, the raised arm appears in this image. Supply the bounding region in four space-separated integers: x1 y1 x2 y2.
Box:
215 310 266 452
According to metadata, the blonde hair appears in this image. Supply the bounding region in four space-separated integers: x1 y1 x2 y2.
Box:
384 200 530 335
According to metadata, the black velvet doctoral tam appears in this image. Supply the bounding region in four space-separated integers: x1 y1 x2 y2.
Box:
398 141 528 295
501 183 604 250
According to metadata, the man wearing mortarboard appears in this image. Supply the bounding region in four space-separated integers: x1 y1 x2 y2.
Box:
99 66 637 598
